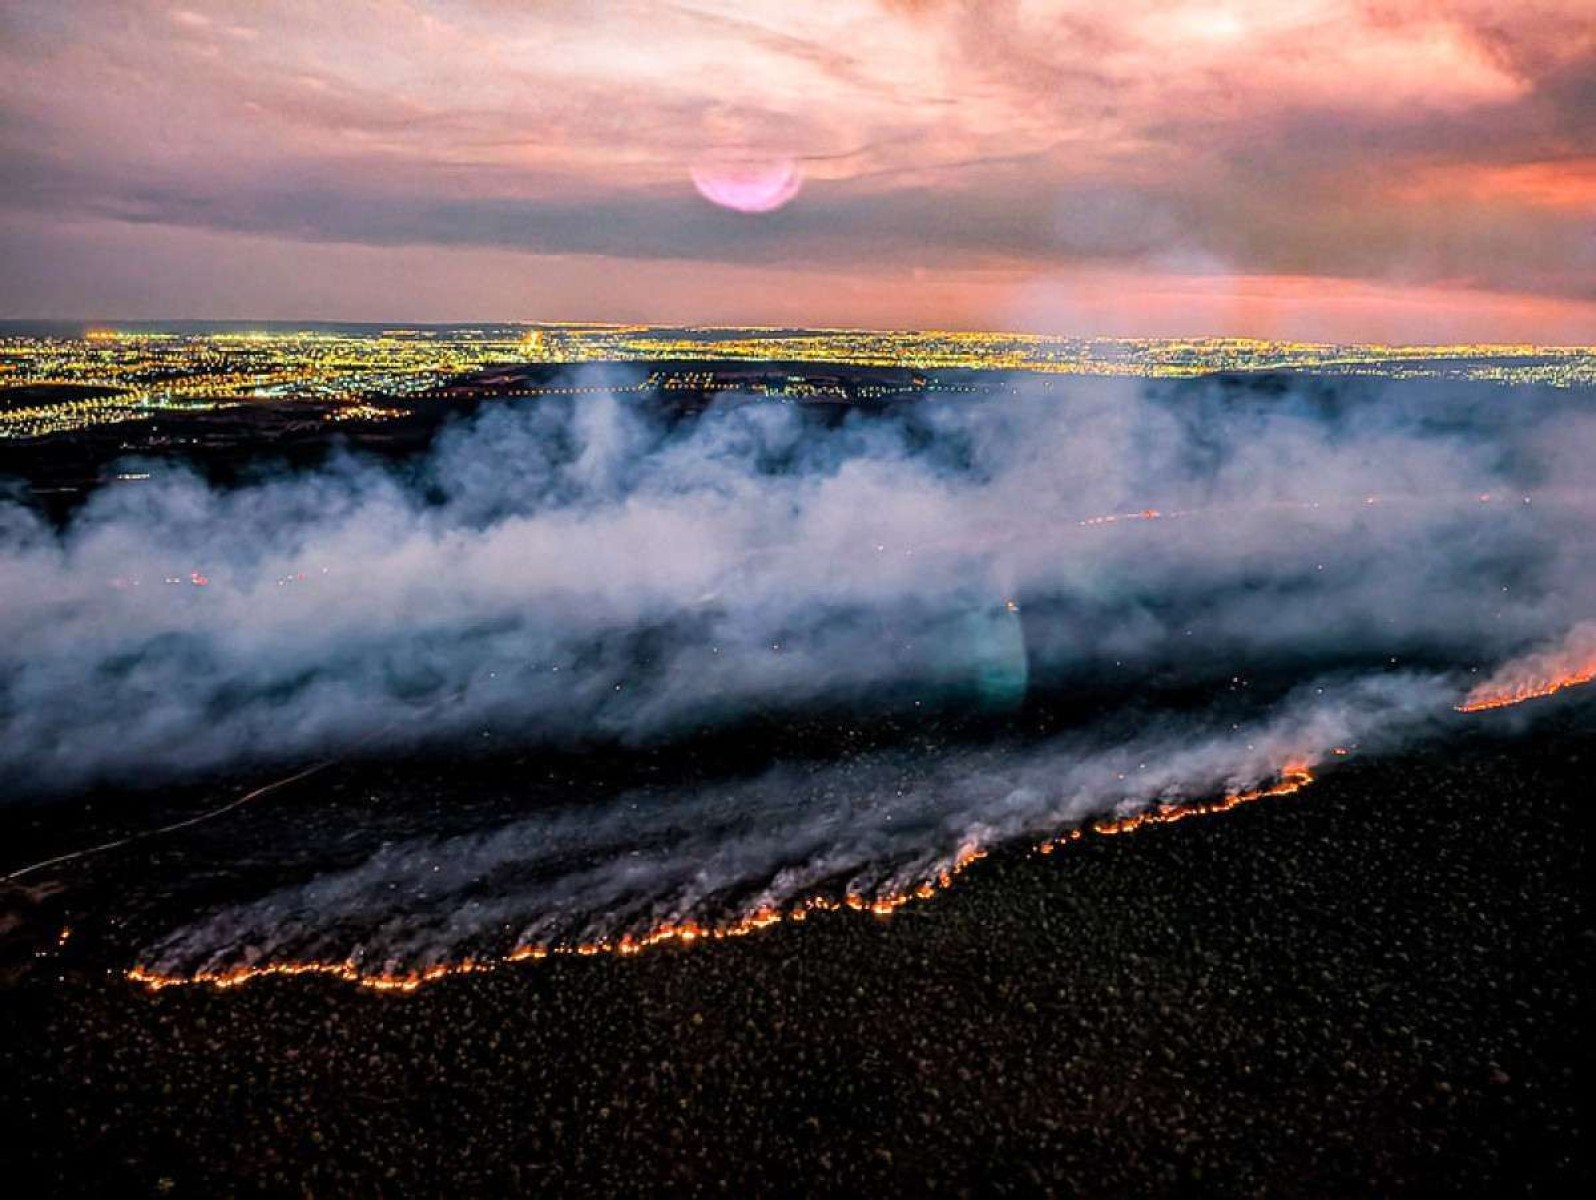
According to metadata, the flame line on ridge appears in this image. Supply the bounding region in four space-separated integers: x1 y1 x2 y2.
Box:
125 764 1318 995
1455 668 1596 713
116 642 1592 996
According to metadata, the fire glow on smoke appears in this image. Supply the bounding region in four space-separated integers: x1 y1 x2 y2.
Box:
0 369 1588 992
128 764 1317 994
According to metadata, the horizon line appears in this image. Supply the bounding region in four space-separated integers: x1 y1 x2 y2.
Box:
1 318 1592 353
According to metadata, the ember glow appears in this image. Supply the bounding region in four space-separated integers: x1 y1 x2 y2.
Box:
1456 623 1596 713
1039 765 1316 851
124 671 1580 997
0 356 1583 1002
101 655 1596 998
126 769 1306 994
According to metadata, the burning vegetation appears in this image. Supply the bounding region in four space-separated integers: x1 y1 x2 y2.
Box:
1457 624 1596 713
126 769 1316 994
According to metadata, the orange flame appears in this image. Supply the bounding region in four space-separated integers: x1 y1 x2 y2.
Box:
126 844 997 994
1456 624 1596 713
1038 765 1313 852
109 495 1580 995
124 769 1318 994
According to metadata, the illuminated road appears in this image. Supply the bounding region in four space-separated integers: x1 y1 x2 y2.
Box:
2 759 333 885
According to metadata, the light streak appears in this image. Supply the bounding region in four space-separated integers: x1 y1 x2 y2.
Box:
3 760 334 885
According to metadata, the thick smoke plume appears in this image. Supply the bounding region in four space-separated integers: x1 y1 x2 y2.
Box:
2 370 1592 975
3 372 1591 795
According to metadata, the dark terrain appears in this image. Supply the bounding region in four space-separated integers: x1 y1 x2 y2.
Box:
2 717 1588 1197
2 364 1590 1195
0 360 935 521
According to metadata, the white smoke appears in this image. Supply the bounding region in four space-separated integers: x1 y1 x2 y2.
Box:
3 369 1593 974
143 669 1455 978
3 372 1589 795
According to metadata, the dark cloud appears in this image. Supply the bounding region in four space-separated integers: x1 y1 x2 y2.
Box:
2 137 1588 302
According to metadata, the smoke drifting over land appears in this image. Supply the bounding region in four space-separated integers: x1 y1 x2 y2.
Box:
1459 621 1596 712
139 671 1448 981
2 371 1592 975
4 372 1591 791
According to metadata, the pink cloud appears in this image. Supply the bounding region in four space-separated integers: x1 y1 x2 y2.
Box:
0 1 1589 335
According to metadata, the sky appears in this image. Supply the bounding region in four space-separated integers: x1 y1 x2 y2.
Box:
0 0 1591 340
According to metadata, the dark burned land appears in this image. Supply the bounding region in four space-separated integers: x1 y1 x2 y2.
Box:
3 719 1589 1197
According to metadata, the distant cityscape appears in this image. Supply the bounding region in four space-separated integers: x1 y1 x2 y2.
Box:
2 323 1593 440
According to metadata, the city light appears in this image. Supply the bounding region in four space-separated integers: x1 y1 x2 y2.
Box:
4 326 1592 440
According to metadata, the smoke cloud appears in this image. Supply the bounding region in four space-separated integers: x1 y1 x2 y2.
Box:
140 670 1452 979
3 372 1590 791
1459 620 1596 711
2 370 1592 973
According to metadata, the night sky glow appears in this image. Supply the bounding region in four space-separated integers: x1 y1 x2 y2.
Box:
0 1 1590 338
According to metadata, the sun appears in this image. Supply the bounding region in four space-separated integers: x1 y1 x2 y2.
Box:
690 158 804 213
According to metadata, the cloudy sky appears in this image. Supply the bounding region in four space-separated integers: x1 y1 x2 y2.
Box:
0 1 1591 339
